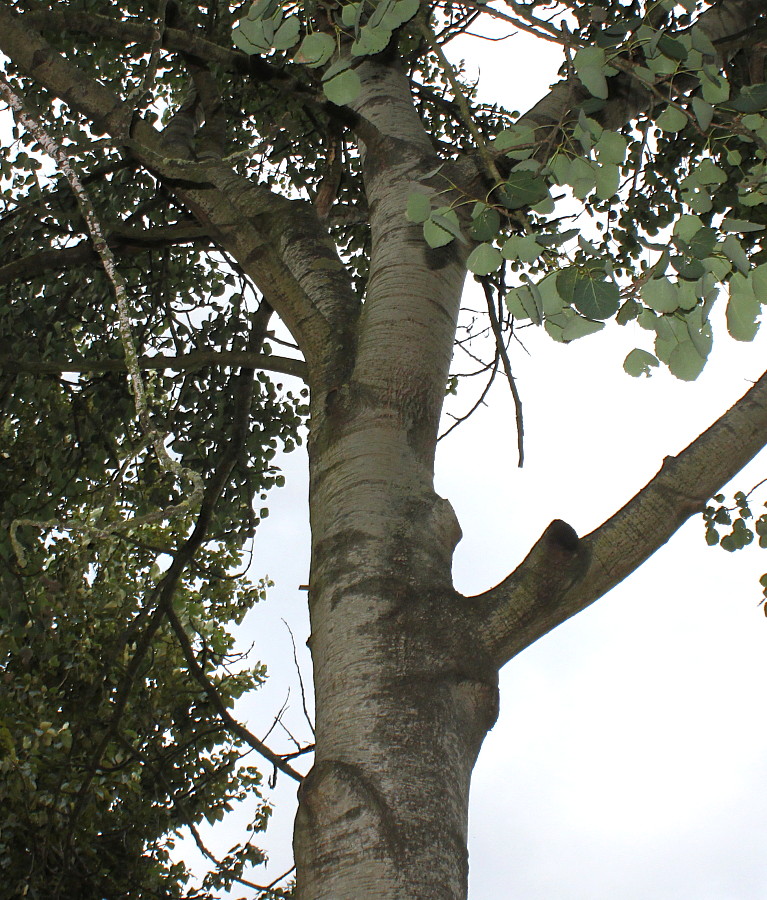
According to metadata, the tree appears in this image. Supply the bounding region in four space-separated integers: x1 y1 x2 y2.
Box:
2 0 767 897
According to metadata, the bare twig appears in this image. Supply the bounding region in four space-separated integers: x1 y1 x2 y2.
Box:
283 619 315 736
481 278 525 467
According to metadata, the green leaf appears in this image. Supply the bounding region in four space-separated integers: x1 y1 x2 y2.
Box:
571 277 620 320
690 25 717 57
616 298 641 325
573 46 609 99
670 255 705 280
470 205 501 242
494 124 536 160
751 263 767 300
272 15 301 50
501 234 543 264
467 243 503 276
727 277 761 341
685 226 717 259
537 228 579 247
556 266 579 303
248 0 280 18
506 286 542 324
691 96 714 131
294 32 335 67
642 277 680 313
720 218 765 234
722 234 750 274
322 56 352 81
351 23 393 56
233 18 272 54
705 526 720 546
702 256 731 280
681 179 712 214
696 159 726 185
341 3 361 27
549 154 572 185
624 348 660 377
568 157 598 199
562 315 605 341
730 83 767 113
701 68 730 104
594 162 620 200
499 169 549 209
538 273 566 316
668 340 706 380
656 105 688 133
594 131 628 165
423 208 462 248
323 69 361 105
673 215 704 243
646 52 678 76
657 34 687 61
391 0 420 26
406 192 431 223
368 0 394 27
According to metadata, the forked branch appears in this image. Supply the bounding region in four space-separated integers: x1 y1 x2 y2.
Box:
476 365 767 668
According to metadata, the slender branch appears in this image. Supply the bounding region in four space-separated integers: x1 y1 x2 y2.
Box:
0 223 211 286
419 20 503 188
443 0 568 45
165 604 303 783
438 352 500 442
0 349 308 381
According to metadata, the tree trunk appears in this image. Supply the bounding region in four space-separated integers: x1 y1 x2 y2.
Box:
292 59 497 897
294 395 499 900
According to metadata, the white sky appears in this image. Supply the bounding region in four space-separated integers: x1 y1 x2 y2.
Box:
187 8 767 898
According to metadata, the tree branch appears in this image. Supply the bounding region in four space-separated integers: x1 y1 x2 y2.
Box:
0 349 308 381
476 366 767 669
0 223 211 285
0 6 356 380
494 0 767 162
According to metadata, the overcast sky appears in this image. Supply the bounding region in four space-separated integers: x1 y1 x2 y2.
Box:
185 11 767 898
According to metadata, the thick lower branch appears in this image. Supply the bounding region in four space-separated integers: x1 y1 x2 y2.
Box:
476 366 767 668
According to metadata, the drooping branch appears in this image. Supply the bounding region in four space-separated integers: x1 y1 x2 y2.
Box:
0 72 204 513
0 349 308 381
476 365 767 669
67 306 303 831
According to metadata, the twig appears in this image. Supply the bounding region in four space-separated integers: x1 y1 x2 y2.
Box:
481 278 525 467
439 352 500 442
283 619 315 736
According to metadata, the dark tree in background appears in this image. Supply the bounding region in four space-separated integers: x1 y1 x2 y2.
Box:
2 1 767 897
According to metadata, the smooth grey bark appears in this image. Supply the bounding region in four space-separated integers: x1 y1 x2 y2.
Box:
2 3 767 898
